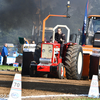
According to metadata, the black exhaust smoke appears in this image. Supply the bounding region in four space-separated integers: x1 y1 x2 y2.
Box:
0 0 98 46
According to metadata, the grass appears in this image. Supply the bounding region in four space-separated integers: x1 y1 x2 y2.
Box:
0 65 22 71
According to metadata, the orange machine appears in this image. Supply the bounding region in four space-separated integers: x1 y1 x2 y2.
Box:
82 15 100 78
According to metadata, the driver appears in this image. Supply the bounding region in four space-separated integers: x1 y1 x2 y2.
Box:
50 28 65 43
50 28 65 56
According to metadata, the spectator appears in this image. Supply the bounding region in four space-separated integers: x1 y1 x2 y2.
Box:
24 38 29 44
31 41 35 44
1 43 8 65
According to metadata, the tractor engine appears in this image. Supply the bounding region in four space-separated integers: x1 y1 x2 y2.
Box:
40 43 60 63
40 43 53 63
37 42 62 72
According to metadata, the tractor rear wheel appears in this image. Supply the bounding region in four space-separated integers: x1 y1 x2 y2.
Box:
57 63 64 79
65 45 83 80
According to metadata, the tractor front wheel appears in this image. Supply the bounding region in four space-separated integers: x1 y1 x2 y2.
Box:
65 45 83 80
57 63 64 79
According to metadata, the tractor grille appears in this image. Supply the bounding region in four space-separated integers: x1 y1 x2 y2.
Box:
42 44 53 58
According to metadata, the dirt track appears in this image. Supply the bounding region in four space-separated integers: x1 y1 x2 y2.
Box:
0 71 100 100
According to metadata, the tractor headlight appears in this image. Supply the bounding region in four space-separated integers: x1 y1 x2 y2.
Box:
42 49 45 52
49 49 52 53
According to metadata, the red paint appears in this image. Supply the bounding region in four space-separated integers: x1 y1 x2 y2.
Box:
82 44 85 46
37 65 50 72
11 87 21 90
14 79 21 81
37 63 59 72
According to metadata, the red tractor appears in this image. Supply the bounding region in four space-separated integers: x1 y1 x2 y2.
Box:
30 15 83 80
